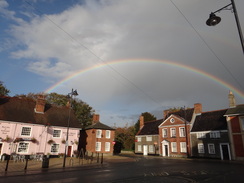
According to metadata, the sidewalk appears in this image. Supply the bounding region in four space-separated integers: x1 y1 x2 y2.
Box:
0 155 135 177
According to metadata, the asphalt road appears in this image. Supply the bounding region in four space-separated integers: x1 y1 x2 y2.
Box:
1 156 244 183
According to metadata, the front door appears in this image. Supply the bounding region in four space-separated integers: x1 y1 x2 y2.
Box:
220 144 231 160
162 140 169 157
67 146 72 157
143 145 148 156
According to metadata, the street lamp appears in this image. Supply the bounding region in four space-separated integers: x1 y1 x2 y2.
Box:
206 0 244 54
63 89 78 168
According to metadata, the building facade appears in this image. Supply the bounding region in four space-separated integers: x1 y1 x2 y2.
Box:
0 96 81 158
135 116 163 155
79 114 115 155
191 109 231 160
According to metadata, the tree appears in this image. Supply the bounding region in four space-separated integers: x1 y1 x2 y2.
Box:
0 81 10 96
115 124 135 150
134 112 156 134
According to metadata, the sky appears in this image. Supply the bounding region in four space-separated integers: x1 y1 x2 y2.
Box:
1 0 244 127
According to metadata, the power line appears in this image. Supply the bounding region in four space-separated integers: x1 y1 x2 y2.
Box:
170 0 244 91
24 0 163 107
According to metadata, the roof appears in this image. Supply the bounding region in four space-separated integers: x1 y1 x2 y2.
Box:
166 108 194 122
85 122 115 130
137 119 164 136
0 96 81 128
191 109 227 132
225 104 244 116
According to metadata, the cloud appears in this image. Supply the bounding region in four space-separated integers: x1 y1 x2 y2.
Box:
1 0 244 126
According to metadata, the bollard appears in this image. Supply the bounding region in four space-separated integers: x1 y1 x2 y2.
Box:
42 155 49 168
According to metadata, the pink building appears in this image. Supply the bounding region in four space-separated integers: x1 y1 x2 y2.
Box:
0 96 81 159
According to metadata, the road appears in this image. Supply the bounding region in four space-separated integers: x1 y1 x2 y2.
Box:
1 156 243 182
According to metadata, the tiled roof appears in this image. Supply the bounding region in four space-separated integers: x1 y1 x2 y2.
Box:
191 109 227 132
225 104 244 116
85 122 115 130
137 119 164 135
167 108 194 122
0 96 81 128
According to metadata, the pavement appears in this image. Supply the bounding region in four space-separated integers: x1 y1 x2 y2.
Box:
0 154 135 177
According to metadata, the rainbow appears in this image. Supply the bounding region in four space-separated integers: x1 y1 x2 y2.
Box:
44 59 244 98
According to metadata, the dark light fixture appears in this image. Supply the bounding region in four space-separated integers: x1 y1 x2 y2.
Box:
206 0 244 54
206 13 221 26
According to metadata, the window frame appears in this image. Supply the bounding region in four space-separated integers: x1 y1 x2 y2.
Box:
96 142 101 151
162 128 168 138
105 130 111 139
171 142 177 152
138 145 142 152
146 136 152 141
198 143 205 154
179 127 186 137
197 132 207 139
180 142 187 153
137 137 141 142
51 143 60 153
210 131 220 138
170 128 176 137
17 142 30 153
105 142 110 152
96 130 102 138
21 127 31 137
53 129 61 138
208 144 215 154
149 145 154 153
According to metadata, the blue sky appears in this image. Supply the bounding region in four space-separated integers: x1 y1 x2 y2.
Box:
1 0 244 127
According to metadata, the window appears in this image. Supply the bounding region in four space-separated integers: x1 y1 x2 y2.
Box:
96 142 101 151
96 130 102 138
208 144 215 154
197 132 207 139
21 127 31 136
171 142 177 152
146 136 152 141
51 144 59 153
162 129 167 138
179 127 186 137
105 142 110 152
180 142 187 153
170 118 175 123
137 137 141 142
149 145 154 153
198 143 204 153
138 145 142 152
17 142 29 153
53 130 61 138
170 128 176 137
210 131 220 138
105 130 111 139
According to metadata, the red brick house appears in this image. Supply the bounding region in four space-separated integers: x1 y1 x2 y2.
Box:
158 104 201 157
225 104 244 160
79 114 115 155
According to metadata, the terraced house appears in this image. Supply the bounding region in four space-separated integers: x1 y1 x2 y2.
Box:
0 96 81 159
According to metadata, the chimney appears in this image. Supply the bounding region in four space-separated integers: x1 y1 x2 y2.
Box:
228 91 236 108
163 110 170 119
139 115 144 129
194 103 202 114
35 95 46 114
92 114 100 124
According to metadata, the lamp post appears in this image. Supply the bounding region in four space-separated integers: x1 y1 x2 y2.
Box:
63 89 78 168
206 0 244 54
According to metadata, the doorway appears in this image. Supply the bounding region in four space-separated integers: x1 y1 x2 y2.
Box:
220 143 231 160
143 145 148 156
67 146 72 157
161 140 169 157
